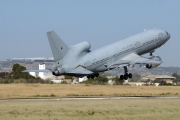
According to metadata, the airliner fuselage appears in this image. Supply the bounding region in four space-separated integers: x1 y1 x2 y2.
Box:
24 29 170 80
60 29 170 75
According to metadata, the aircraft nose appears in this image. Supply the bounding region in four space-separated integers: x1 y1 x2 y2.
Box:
168 33 170 39
165 31 170 40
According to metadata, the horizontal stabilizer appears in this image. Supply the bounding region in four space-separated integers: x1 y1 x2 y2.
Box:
68 66 93 75
22 69 51 73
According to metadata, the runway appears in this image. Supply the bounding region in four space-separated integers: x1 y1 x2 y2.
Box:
1 96 180 101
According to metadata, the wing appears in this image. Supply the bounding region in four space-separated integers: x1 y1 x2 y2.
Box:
122 53 162 65
22 69 52 72
108 53 162 68
67 66 93 75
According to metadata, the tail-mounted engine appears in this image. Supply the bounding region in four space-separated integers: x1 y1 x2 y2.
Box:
52 67 65 76
70 41 91 56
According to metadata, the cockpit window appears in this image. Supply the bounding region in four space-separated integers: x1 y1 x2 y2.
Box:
166 31 169 35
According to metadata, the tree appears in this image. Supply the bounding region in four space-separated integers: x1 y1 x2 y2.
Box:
172 73 180 80
172 73 180 84
130 74 141 82
64 75 73 80
0 72 10 79
11 64 34 79
82 76 108 85
95 76 108 85
112 76 123 85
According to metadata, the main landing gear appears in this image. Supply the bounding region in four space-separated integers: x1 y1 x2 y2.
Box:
120 66 132 80
87 73 99 79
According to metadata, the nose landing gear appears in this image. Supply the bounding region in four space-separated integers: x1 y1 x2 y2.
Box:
150 50 155 56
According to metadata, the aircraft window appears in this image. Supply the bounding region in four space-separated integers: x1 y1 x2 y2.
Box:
158 37 161 41
166 31 168 35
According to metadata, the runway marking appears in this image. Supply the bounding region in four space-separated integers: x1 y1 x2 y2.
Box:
0 96 180 101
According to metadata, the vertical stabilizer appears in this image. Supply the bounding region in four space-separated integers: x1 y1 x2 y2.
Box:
47 31 68 61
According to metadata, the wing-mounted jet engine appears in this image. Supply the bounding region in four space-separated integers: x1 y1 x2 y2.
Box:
146 56 162 69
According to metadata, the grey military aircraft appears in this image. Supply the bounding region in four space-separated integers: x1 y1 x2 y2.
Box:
23 29 170 80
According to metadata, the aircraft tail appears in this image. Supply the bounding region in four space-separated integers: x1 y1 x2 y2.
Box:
47 31 68 61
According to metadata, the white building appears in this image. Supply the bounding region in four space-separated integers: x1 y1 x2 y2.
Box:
39 64 46 79
29 64 54 80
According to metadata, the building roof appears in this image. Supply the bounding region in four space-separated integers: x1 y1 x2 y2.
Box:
155 75 175 79
142 75 175 80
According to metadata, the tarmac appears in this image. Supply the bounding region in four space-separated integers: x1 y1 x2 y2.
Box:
1 96 180 101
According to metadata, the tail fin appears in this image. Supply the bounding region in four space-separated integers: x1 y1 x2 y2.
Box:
47 30 68 61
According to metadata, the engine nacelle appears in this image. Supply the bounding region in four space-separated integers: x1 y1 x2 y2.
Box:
70 41 91 56
146 63 160 69
149 56 162 61
146 56 162 69
52 67 65 76
77 41 91 53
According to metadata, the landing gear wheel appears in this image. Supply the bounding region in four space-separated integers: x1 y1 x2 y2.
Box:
119 66 133 80
120 75 124 80
90 75 94 79
128 73 132 78
94 73 99 77
124 74 128 80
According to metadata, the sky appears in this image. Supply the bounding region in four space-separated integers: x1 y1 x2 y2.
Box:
0 0 180 67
